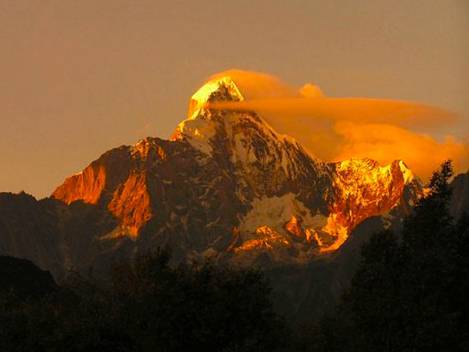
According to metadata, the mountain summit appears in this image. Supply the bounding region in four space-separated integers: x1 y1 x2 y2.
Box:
50 75 420 268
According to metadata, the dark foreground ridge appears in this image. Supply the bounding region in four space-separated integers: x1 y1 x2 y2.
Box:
0 255 57 299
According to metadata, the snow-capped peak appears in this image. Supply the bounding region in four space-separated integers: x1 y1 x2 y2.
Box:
172 74 304 161
171 76 247 154
187 76 244 119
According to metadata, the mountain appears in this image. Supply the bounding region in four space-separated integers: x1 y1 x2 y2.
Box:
0 192 118 279
0 192 63 275
1 74 467 319
48 75 420 271
0 76 466 315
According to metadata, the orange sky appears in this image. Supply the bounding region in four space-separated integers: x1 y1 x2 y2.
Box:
1 0 468 197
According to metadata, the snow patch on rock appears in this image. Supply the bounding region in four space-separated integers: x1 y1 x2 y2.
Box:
240 193 327 235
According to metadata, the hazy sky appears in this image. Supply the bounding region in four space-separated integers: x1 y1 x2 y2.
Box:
1 0 468 197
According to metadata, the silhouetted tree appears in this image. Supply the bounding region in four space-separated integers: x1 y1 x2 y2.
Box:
109 249 287 351
0 249 287 352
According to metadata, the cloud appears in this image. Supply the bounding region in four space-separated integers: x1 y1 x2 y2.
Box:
333 121 468 178
206 70 468 179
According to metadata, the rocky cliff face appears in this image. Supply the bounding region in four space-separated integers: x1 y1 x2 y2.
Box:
48 75 420 269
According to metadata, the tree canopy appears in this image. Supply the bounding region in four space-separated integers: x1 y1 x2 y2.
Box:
0 249 287 352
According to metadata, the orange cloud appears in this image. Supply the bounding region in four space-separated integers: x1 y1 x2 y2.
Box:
206 70 468 179
209 97 456 130
333 121 468 179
